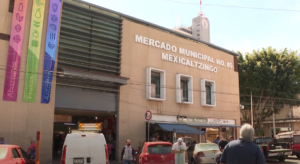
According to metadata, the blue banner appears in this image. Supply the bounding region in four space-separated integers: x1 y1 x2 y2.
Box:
41 0 61 103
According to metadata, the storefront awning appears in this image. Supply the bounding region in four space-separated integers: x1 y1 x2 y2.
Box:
158 124 204 135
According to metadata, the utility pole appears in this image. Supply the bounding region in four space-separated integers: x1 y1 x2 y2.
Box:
251 91 253 126
273 108 276 138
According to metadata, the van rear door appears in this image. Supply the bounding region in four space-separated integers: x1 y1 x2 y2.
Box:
90 134 106 164
66 134 91 164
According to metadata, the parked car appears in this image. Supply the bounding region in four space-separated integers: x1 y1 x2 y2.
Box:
276 131 300 158
0 145 34 164
61 133 109 164
253 137 292 162
187 143 219 164
136 142 174 164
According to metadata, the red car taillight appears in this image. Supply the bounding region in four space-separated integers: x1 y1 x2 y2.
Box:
105 145 109 164
62 145 67 164
197 152 205 157
266 146 270 151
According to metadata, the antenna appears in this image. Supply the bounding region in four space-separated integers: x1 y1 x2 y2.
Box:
200 0 202 13
198 0 206 18
177 14 180 28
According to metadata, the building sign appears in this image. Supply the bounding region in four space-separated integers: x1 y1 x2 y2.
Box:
177 117 208 123
177 117 235 125
54 115 72 122
135 35 233 73
3 0 28 101
268 123 290 128
41 0 61 103
23 0 46 102
207 118 235 125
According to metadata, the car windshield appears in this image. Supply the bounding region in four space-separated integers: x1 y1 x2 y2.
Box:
148 144 172 154
0 148 7 160
196 144 219 151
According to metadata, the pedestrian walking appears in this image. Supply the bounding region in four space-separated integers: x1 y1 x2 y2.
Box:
0 137 7 144
107 142 114 160
215 139 228 164
27 139 36 159
220 124 265 164
214 137 220 144
121 139 135 164
171 138 189 164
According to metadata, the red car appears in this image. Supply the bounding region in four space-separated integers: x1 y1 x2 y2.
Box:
0 145 35 164
136 142 174 164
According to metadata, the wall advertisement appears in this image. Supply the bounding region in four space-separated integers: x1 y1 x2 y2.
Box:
23 0 46 102
41 0 61 103
3 0 28 101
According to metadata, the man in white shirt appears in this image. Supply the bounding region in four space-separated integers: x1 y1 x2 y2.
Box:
172 138 189 164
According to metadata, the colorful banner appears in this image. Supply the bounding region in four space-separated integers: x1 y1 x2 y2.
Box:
3 0 28 101
23 0 46 102
41 0 61 103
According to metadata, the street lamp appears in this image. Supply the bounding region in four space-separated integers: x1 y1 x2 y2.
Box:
242 69 253 127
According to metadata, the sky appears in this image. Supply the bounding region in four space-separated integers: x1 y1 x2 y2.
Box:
83 0 300 54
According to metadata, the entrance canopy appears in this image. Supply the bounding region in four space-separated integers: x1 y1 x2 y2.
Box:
158 124 204 135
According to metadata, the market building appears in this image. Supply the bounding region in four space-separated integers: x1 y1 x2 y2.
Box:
0 0 240 163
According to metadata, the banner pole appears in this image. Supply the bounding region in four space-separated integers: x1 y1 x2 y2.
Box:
35 131 41 164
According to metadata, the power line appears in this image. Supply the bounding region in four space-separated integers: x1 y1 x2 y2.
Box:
165 0 300 12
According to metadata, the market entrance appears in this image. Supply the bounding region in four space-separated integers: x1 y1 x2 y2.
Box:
52 108 117 162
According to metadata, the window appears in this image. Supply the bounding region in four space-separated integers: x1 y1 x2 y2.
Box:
181 79 189 102
151 72 161 98
197 34 200 36
201 79 216 106
205 83 211 104
176 74 193 104
11 148 20 159
147 145 172 154
0 148 7 160
146 68 166 101
139 144 145 154
18 148 29 159
294 136 300 144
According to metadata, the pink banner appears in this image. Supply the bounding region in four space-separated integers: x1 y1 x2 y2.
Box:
3 0 28 101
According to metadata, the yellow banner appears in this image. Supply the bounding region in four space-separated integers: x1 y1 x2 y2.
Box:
23 0 46 102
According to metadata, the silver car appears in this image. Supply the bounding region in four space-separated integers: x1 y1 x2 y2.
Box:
187 143 219 164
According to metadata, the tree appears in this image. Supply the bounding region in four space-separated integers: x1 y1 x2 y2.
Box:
238 47 300 136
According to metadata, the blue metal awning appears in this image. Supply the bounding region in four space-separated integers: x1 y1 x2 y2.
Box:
158 124 204 135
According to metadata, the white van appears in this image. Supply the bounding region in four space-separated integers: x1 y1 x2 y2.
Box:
61 133 109 164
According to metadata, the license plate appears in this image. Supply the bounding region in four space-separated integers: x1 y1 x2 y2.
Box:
73 158 84 164
285 152 292 155
268 153 277 156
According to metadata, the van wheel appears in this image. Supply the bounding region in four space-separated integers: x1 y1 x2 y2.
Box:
296 154 300 158
278 156 286 162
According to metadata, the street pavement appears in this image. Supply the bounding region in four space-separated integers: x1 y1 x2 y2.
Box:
51 157 300 164
266 156 300 164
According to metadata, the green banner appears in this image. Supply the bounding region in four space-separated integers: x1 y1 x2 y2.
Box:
23 0 46 102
